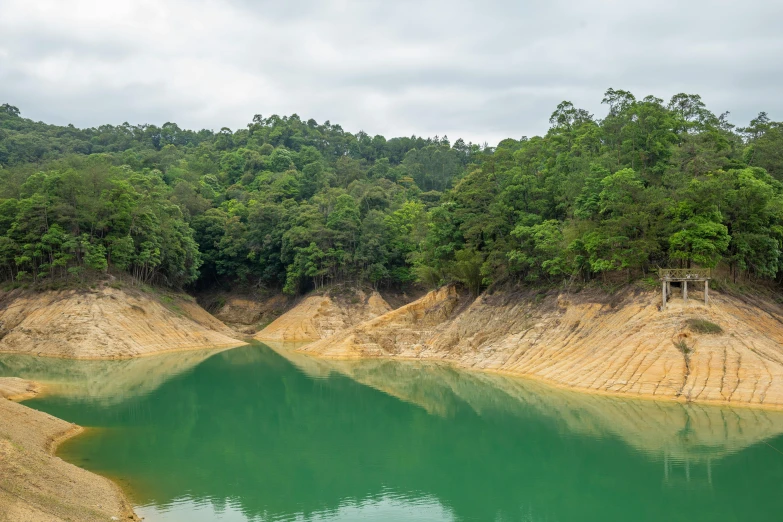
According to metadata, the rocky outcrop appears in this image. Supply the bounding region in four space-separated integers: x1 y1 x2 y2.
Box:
0 287 245 359
300 285 783 408
0 379 139 521
256 288 392 342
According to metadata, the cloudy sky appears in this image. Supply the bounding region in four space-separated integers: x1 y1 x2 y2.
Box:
1 0 781 145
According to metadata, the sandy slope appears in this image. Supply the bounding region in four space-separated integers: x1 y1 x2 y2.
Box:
300 285 783 408
197 291 292 334
255 289 392 342
0 378 138 521
0 287 245 359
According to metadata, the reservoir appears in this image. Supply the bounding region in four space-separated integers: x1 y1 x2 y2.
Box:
2 342 783 521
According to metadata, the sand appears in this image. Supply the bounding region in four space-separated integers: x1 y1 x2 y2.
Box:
0 378 138 521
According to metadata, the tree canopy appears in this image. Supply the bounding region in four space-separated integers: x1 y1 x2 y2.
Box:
1 90 782 294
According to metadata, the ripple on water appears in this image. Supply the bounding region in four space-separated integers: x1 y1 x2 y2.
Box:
136 492 457 522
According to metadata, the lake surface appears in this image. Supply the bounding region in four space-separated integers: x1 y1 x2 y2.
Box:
3 342 783 521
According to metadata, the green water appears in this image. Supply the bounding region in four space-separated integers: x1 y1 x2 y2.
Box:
3 342 783 521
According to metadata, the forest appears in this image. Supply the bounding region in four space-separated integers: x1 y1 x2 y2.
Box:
1 89 782 295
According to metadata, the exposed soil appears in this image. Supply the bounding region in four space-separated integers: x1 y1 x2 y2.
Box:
0 378 139 521
0 377 40 401
0 287 245 359
255 287 393 342
299 284 783 408
199 290 293 334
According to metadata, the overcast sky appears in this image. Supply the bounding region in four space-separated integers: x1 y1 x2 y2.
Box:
1 0 781 145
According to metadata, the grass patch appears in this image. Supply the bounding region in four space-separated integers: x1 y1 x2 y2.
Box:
674 339 692 355
637 277 660 291
158 293 188 317
674 338 693 374
686 318 723 334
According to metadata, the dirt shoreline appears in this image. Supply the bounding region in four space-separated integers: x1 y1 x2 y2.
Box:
0 377 41 402
294 285 783 410
0 378 139 521
276 343 783 412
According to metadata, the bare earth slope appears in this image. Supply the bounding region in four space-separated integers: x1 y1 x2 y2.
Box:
199 291 292 334
0 287 245 359
0 378 138 521
256 289 392 342
300 286 783 408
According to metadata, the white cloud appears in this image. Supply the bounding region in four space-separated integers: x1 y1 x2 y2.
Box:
1 0 781 145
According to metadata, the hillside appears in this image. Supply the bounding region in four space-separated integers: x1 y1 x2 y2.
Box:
0 286 245 359
255 288 392 342
200 291 292 334
3 91 783 317
299 285 783 408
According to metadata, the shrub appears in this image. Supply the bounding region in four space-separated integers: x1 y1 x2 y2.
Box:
686 318 723 334
638 277 659 291
674 338 692 355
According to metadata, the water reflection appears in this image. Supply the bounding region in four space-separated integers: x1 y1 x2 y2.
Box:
136 492 456 522
0 347 230 404
278 345 783 462
3 343 783 521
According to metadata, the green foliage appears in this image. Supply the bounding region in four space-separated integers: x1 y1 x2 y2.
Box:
509 220 570 281
1 89 783 294
686 319 723 334
84 242 108 272
674 339 692 356
451 248 484 296
668 217 730 267
637 277 660 291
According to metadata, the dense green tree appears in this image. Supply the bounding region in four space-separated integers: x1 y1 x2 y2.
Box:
1 90 782 295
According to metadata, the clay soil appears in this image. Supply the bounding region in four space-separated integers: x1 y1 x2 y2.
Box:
0 378 138 521
299 285 783 409
255 288 392 342
0 287 245 359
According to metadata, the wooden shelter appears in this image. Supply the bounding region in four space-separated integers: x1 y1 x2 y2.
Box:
659 268 711 310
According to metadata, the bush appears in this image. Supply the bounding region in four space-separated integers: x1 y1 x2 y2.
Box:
638 277 659 290
686 318 723 334
674 338 692 355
